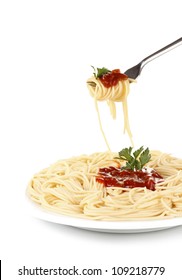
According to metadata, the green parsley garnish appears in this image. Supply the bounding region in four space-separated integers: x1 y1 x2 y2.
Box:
91 66 111 79
115 146 151 171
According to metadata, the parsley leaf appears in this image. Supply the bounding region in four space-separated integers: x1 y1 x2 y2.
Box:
115 146 151 171
139 148 151 167
133 146 144 159
118 147 133 162
91 66 111 79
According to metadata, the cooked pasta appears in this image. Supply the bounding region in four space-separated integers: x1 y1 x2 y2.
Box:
87 74 133 150
27 151 182 221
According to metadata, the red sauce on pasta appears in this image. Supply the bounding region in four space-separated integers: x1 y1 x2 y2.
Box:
96 166 163 191
99 69 128 88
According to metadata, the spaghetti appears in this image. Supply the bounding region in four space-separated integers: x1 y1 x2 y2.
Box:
27 151 182 221
87 68 133 150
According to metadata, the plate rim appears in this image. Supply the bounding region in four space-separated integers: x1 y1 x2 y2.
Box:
26 195 182 231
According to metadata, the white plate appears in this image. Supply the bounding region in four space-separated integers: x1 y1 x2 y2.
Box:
26 197 182 233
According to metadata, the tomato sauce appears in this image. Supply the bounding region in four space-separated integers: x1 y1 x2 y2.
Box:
99 69 128 88
96 166 164 191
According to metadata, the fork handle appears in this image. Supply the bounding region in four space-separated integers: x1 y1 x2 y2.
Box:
141 37 182 68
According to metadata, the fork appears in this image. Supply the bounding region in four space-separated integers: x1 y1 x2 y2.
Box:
124 37 182 80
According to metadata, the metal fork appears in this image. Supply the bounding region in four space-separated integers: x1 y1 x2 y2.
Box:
124 37 182 80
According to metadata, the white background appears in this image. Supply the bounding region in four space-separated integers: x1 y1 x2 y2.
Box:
0 0 182 279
